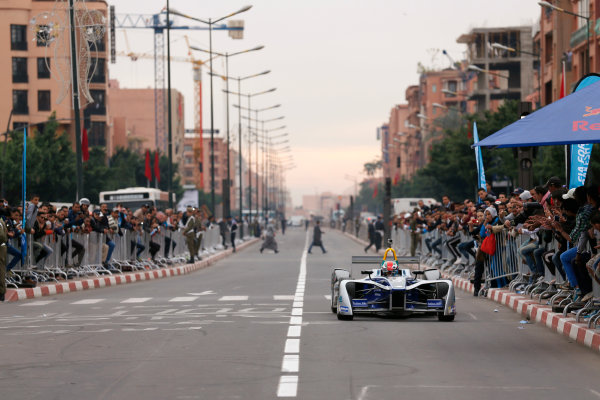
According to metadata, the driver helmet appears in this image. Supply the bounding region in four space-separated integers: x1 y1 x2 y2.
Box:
382 260 397 276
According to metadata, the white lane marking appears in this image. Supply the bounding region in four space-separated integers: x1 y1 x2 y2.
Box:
468 312 478 320
289 317 302 325
357 385 370 400
169 296 199 302
216 308 232 313
291 308 303 316
121 298 152 304
155 309 178 315
274 295 295 301
187 291 214 296
591 389 600 398
324 295 331 300
277 376 298 397
292 302 303 308
219 296 248 301
281 354 299 373
284 338 300 354
20 301 56 306
70 299 105 305
287 325 301 337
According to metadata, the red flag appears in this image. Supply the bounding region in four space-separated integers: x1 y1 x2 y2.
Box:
559 61 566 99
144 150 152 182
393 172 399 185
154 151 160 183
372 183 378 199
82 128 89 162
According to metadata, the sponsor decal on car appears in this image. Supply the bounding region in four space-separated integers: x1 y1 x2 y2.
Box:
427 299 443 308
352 299 368 307
340 306 349 313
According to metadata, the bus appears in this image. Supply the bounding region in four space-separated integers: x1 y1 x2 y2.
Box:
98 187 171 210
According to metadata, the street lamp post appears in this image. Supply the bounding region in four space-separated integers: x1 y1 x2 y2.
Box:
193 46 264 219
492 42 542 107
170 5 253 214
539 1 590 74
229 92 277 220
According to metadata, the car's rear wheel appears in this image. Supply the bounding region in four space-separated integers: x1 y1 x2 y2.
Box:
438 313 455 322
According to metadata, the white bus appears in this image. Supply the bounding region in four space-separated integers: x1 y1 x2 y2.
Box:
99 187 171 210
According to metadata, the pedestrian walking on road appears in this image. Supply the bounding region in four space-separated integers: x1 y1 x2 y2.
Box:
308 220 326 254
183 207 197 263
374 215 384 252
228 216 238 253
364 220 376 253
260 225 279 254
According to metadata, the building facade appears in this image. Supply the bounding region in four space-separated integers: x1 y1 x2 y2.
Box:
0 0 109 148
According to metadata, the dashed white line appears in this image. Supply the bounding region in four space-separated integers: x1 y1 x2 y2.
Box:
70 299 105 305
121 298 152 304
277 375 298 397
20 301 56 306
219 296 249 301
287 326 301 337
274 295 295 301
169 296 199 302
281 354 299 373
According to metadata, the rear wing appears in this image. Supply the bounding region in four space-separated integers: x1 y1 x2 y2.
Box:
351 256 420 265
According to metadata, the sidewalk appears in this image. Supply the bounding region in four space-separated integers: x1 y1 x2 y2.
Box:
4 238 259 303
343 231 600 353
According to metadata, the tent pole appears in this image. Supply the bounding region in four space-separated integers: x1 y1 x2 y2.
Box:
564 145 568 187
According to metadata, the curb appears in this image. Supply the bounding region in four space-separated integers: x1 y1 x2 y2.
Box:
443 272 600 352
5 238 259 303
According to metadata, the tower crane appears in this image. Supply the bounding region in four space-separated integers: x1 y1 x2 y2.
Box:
113 9 243 152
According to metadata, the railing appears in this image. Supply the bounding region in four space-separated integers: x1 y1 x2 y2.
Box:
5 222 251 289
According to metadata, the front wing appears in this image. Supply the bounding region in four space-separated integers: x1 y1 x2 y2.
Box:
337 278 456 317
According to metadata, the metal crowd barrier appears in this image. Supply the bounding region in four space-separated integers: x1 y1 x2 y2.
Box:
5 223 250 288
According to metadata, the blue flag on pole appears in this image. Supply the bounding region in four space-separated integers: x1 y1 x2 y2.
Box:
473 122 486 190
569 75 600 189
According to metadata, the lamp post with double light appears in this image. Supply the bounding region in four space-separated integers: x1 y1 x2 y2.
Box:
169 5 253 214
232 101 279 219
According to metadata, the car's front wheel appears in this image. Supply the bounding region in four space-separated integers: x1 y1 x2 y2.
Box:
438 313 455 322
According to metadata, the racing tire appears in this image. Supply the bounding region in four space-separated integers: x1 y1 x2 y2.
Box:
337 313 353 321
437 313 455 322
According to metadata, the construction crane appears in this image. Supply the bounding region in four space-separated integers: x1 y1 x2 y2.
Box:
113 9 244 153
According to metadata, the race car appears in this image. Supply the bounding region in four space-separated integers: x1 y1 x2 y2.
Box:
330 247 456 321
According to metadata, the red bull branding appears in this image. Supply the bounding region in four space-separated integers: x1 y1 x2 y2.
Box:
572 107 600 131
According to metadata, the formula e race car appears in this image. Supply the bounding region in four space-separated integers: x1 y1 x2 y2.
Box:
330 247 456 321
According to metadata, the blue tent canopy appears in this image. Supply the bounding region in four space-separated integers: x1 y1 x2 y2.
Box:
473 79 600 148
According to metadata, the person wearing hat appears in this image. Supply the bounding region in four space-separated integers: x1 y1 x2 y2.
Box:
519 190 534 202
133 203 149 219
511 188 524 199
183 207 197 263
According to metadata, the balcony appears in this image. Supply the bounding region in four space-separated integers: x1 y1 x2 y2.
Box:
570 19 598 48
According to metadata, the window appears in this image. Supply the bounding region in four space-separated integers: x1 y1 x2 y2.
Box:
88 121 106 147
10 25 27 51
37 58 50 79
184 170 193 177
12 57 28 83
88 35 106 52
578 0 590 29
432 84 437 93
89 90 106 115
88 58 106 83
396 156 401 168
12 90 28 115
184 145 193 152
185 156 193 165
13 122 27 131
38 90 51 111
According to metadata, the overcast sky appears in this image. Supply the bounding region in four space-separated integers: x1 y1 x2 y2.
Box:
107 0 541 205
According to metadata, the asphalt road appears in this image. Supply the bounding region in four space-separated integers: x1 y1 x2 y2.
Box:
1 228 600 400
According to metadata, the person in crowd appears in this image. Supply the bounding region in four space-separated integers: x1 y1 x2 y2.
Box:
441 195 453 211
260 224 279 254
24 194 40 231
0 205 8 301
308 220 326 254
31 210 53 264
473 206 500 296
91 206 116 270
409 209 422 257
557 186 598 300
486 182 497 198
133 203 150 219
